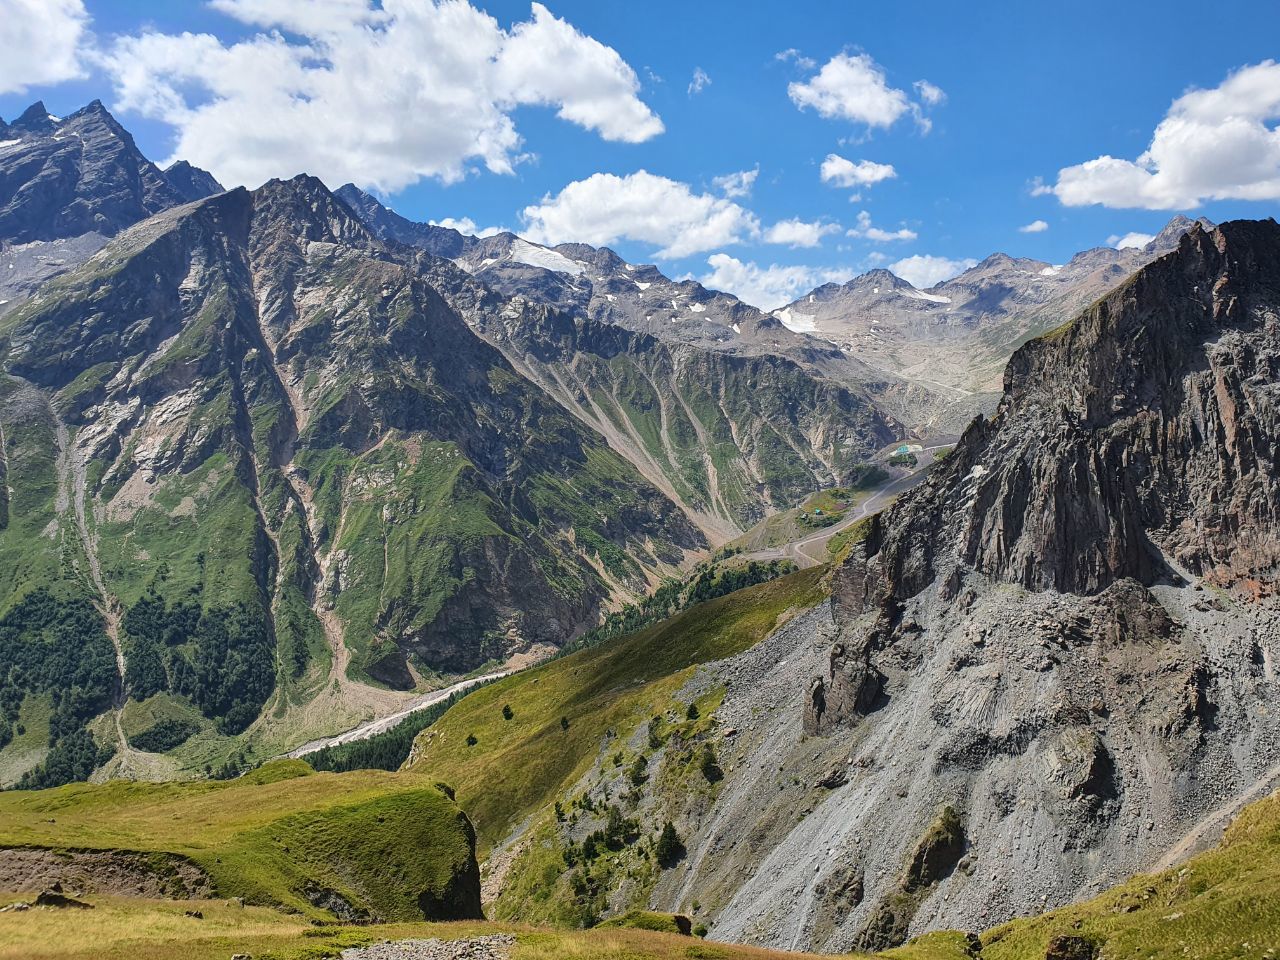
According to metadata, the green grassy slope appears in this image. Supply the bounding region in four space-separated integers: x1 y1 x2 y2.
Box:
0 759 478 922
407 567 829 854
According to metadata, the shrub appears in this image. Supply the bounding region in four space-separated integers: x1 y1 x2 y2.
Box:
502 704 513 721
656 821 684 867
466 733 478 747
698 744 722 782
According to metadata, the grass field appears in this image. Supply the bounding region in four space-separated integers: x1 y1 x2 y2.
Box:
0 760 476 921
407 566 829 854
0 899 857 960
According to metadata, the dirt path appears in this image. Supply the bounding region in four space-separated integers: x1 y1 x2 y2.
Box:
1154 759 1280 869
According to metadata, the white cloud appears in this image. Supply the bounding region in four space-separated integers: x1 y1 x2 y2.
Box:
688 67 711 96
1046 61 1280 209
888 254 977 288
820 154 896 189
712 167 759 199
764 218 840 248
913 79 946 106
788 52 941 132
1108 231 1154 249
430 216 505 238
775 48 816 71
522 170 760 259
101 0 662 192
847 210 916 242
0 0 90 95
1019 219 1050 233
696 253 848 311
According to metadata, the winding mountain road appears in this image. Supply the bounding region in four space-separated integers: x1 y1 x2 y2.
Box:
744 444 953 569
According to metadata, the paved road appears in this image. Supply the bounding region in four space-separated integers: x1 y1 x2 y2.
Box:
744 444 953 569
285 670 508 759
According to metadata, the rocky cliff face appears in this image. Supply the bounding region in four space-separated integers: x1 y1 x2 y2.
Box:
605 221 1280 952
836 219 1280 612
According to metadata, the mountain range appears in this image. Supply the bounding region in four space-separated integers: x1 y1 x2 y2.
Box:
1 95 1278 960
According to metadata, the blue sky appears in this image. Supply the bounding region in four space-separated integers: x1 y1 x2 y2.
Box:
2 0 1278 306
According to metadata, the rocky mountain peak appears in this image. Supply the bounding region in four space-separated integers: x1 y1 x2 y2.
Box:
848 267 911 290
253 174 379 249
10 100 55 134
335 182 477 259
0 98 186 243
163 160 224 203
1149 213 1217 250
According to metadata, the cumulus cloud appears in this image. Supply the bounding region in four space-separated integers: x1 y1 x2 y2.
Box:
1045 61 1280 209
764 218 840 248
101 0 662 192
688 66 711 96
712 167 759 199
430 216 505 238
0 0 90 95
696 253 848 311
847 210 916 242
888 254 977 289
1108 231 1154 249
788 52 941 132
522 170 760 258
1019 219 1049 233
820 154 896 190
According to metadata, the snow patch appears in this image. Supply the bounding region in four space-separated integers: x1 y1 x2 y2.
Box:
47 114 61 122
964 465 988 482
1039 265 1063 277
0 139 22 150
508 239 585 276
773 308 817 333
898 288 951 304
634 281 651 291
732 323 741 333
689 302 706 313
624 264 635 271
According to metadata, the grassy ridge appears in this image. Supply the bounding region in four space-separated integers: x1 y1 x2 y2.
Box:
408 566 829 852
0 760 476 921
